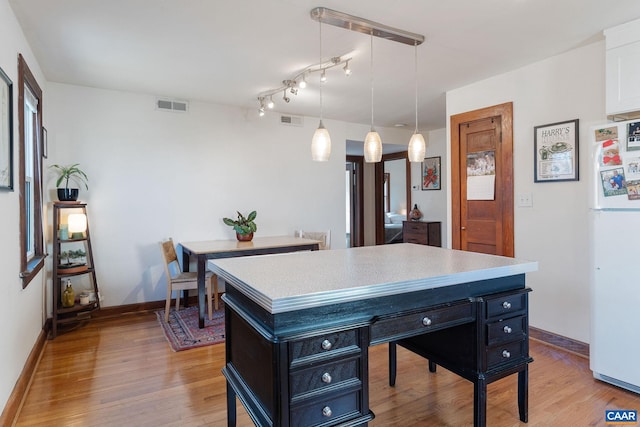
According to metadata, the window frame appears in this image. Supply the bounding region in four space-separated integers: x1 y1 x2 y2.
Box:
18 54 45 288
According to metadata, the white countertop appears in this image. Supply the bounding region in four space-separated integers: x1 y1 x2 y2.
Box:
209 244 538 314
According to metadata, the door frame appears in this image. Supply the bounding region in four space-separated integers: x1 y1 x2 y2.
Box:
450 102 514 256
346 155 364 247
375 151 411 245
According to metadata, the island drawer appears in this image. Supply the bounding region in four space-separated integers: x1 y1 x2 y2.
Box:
370 300 473 344
486 339 527 369
289 329 362 367
290 390 361 427
289 357 360 400
486 315 526 346
485 289 529 319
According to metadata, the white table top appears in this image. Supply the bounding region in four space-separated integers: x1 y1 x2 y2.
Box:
209 244 538 314
181 235 320 255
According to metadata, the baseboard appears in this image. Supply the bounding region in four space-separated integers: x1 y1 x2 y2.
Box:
0 328 47 427
529 326 589 358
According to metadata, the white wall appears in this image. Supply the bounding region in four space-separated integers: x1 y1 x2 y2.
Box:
410 128 448 244
446 41 606 343
45 83 413 307
0 0 47 414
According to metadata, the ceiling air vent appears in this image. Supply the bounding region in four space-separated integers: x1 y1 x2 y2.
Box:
156 98 189 113
280 115 304 127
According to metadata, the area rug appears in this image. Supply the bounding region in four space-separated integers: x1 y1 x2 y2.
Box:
155 302 225 351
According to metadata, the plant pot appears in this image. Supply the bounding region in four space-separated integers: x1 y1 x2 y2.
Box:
236 232 253 242
57 188 79 201
58 263 88 274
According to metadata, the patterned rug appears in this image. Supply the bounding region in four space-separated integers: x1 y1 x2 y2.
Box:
155 302 225 351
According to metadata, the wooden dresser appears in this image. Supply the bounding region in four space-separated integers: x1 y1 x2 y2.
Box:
402 220 442 247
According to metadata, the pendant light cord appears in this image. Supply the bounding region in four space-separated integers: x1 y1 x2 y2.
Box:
319 19 323 122
414 40 418 134
370 32 374 131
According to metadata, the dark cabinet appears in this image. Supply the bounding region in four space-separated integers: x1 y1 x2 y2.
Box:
402 220 441 247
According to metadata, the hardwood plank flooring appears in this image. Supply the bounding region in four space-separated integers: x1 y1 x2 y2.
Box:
14 311 640 426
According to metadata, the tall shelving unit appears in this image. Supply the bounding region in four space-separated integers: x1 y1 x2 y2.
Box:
51 202 100 338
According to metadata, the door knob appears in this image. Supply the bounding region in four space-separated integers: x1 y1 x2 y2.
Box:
461 226 466 230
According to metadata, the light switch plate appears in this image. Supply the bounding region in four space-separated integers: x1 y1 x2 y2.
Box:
517 193 533 207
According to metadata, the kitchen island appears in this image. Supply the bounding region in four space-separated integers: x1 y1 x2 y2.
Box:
209 244 538 427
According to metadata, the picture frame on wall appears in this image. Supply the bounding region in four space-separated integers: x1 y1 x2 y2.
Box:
421 156 441 190
0 66 13 191
42 127 48 159
534 119 579 183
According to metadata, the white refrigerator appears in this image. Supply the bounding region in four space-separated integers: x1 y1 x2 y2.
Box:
589 120 640 394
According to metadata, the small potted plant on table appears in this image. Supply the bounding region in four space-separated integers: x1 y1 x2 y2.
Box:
223 211 257 241
50 163 88 201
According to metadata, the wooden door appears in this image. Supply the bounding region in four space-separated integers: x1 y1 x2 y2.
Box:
451 103 514 257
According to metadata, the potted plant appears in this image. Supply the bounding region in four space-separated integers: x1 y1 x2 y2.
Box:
58 249 88 274
223 210 257 241
50 163 88 201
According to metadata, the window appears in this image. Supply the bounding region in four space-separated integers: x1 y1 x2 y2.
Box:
18 54 44 288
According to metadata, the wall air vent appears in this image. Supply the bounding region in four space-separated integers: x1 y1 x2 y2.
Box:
280 115 304 127
156 98 189 113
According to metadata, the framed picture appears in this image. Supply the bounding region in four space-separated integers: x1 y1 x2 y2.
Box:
422 156 441 190
42 127 48 159
0 66 13 191
534 119 579 183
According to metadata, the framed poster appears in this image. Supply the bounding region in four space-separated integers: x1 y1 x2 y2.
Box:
421 156 441 190
534 119 579 183
0 66 13 191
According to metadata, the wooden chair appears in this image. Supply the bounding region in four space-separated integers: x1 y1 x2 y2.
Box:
160 238 218 322
297 230 331 250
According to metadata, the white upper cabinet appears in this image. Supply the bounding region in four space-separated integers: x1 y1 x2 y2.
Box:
606 19 640 118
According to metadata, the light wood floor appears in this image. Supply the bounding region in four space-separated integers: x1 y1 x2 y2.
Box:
14 311 640 427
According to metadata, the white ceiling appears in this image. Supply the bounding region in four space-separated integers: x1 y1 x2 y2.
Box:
9 0 640 131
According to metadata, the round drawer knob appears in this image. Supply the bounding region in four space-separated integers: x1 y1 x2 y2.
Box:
502 350 511 358
503 326 512 334
321 339 332 350
502 301 512 309
322 406 333 417
321 372 332 384
422 316 432 326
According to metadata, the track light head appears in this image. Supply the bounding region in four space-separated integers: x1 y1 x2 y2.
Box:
298 75 307 89
320 69 327 83
290 87 298 95
283 90 290 103
267 96 274 109
344 61 351 76
258 106 265 116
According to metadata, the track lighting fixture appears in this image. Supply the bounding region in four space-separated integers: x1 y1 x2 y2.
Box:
256 55 352 115
343 60 351 76
283 90 290 103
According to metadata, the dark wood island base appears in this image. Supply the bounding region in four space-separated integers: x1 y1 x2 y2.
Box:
209 244 537 427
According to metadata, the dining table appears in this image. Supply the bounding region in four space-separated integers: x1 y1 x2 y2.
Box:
180 236 320 328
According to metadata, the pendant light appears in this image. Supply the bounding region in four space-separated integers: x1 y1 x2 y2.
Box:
311 18 331 161
408 40 426 162
364 32 382 163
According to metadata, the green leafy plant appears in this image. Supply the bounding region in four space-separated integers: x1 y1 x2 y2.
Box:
223 211 257 235
50 163 89 190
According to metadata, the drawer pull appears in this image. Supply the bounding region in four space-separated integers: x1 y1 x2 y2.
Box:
503 325 512 334
422 316 432 326
502 301 512 309
502 350 511 358
322 406 333 417
321 339 332 350
321 373 332 384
